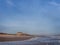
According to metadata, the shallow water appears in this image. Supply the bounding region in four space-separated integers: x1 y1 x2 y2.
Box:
0 37 60 45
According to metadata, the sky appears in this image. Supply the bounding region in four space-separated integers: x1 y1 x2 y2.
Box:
0 0 60 35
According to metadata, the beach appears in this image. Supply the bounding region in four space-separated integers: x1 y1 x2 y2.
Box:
0 37 60 45
0 32 33 42
0 36 32 42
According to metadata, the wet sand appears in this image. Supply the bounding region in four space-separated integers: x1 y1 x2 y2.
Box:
0 36 32 42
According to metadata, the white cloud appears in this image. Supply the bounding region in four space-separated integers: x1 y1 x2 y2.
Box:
6 0 15 6
6 0 21 11
49 2 60 6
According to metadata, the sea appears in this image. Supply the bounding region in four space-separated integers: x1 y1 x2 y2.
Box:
0 37 60 45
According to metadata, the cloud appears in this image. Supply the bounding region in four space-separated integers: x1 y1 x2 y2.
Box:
49 2 60 6
6 0 15 6
6 0 22 12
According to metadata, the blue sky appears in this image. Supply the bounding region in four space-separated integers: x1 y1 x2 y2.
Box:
0 0 60 35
